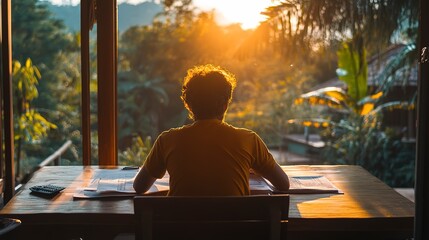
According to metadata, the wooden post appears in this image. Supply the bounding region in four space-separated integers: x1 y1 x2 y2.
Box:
1 0 15 203
0 0 3 181
415 0 429 239
97 0 118 165
81 0 91 165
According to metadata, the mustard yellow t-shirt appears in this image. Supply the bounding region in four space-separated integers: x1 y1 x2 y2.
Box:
143 119 277 196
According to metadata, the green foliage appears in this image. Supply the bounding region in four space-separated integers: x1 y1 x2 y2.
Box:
17 110 57 142
291 39 415 128
12 0 74 67
226 67 313 146
337 39 367 102
11 0 77 133
43 50 85 164
13 59 41 102
290 38 416 187
118 136 153 166
10 0 80 174
118 6 202 141
375 43 417 95
322 125 415 187
12 59 57 142
117 71 171 148
11 58 58 179
261 0 418 55
294 87 415 187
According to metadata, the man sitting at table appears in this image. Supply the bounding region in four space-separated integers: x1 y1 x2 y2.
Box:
133 64 290 195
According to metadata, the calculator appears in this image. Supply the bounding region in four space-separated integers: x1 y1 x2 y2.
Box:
29 184 65 197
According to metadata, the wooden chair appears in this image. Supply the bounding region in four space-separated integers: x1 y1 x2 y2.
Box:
133 194 289 240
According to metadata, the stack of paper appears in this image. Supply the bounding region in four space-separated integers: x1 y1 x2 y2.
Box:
73 168 138 199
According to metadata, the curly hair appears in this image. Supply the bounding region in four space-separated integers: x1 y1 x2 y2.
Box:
181 64 237 120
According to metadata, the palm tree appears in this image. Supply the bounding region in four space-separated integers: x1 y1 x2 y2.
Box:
261 0 418 55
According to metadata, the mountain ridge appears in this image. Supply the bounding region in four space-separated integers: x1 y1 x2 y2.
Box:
46 2 163 33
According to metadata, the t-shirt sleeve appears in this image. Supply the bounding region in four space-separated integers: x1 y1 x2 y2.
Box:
143 134 167 178
251 132 277 174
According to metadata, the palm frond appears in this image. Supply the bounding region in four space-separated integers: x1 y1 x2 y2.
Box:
369 101 415 115
294 87 351 110
357 91 383 105
375 44 417 94
357 91 383 115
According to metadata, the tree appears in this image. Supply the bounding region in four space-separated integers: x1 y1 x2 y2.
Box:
244 1 419 91
261 0 418 55
42 49 84 164
12 59 57 179
12 0 74 67
12 0 76 122
117 71 170 150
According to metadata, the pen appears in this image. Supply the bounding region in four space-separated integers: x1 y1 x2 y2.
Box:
122 166 139 170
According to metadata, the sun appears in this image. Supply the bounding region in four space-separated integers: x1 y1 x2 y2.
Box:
194 0 275 29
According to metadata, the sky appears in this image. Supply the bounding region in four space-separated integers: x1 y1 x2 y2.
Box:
48 0 276 29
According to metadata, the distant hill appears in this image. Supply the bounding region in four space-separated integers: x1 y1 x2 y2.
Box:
46 2 163 34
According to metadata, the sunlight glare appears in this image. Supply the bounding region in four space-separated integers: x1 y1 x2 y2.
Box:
49 0 276 29
194 0 275 29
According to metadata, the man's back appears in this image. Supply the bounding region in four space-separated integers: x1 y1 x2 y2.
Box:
144 119 277 196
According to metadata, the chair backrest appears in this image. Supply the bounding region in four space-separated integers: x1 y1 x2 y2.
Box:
134 194 289 240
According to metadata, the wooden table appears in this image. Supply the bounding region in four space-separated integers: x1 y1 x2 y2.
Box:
0 165 414 240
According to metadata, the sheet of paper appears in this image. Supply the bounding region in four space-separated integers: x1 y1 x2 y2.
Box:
74 169 171 199
83 168 139 193
260 175 341 194
91 168 139 179
96 178 136 193
287 175 340 193
290 176 336 190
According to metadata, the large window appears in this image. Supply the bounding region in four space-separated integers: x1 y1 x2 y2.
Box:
2 0 419 190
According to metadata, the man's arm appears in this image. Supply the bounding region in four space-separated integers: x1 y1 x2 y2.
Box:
252 133 290 191
133 166 157 194
261 164 290 192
